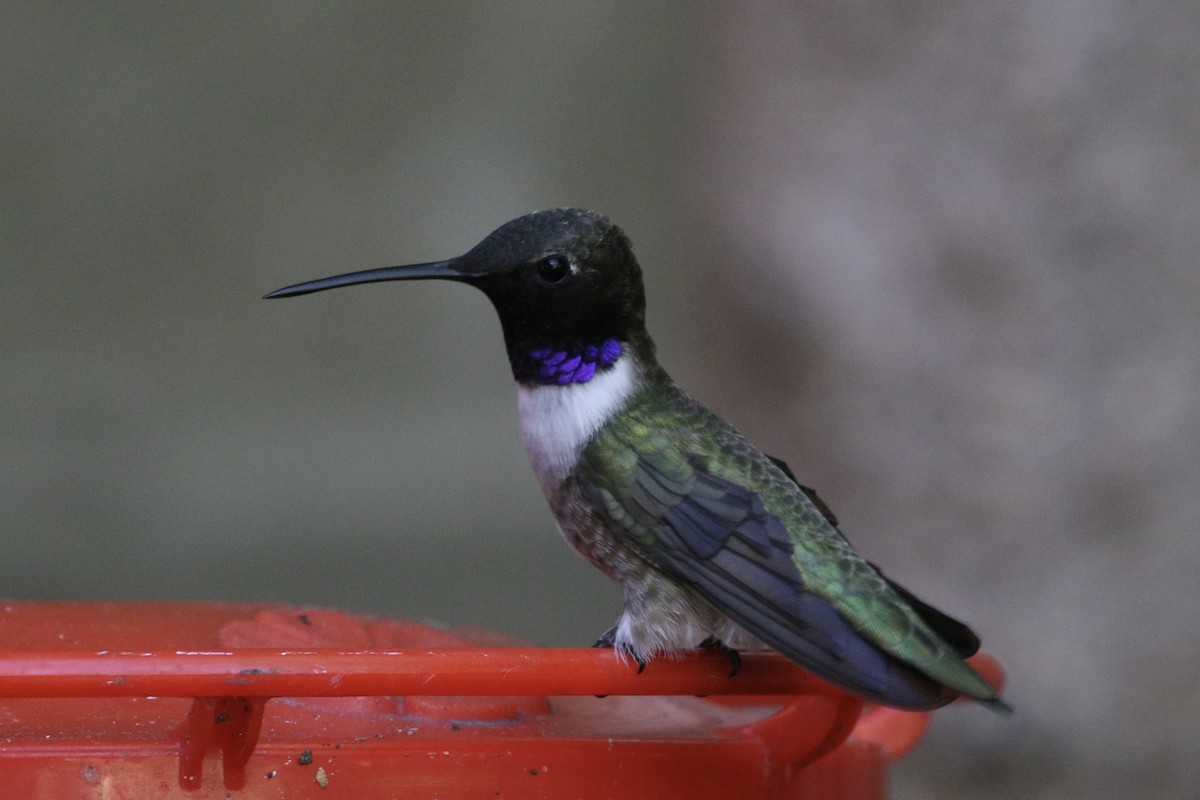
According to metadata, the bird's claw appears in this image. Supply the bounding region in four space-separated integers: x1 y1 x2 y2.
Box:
592 626 617 649
699 636 742 677
593 625 647 673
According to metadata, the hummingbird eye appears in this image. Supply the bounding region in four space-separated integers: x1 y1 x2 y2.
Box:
535 255 573 284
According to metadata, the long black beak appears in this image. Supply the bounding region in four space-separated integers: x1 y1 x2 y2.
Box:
263 259 467 299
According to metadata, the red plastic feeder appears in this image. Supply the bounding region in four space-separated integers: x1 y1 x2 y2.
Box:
0 602 1004 798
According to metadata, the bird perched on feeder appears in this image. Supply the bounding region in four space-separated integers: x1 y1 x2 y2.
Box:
266 208 1008 712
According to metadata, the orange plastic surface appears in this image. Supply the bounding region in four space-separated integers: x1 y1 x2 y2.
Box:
0 602 1005 799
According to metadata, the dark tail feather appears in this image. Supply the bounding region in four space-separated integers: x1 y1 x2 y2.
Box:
765 456 1008 711
867 563 982 659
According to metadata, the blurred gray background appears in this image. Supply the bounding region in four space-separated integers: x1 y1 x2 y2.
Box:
4 2 1197 798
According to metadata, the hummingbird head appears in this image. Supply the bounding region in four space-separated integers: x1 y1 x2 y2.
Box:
266 208 654 386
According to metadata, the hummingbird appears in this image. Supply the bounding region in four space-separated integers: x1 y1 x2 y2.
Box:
265 208 1008 712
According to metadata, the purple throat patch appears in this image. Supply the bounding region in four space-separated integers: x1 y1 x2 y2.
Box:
522 339 622 385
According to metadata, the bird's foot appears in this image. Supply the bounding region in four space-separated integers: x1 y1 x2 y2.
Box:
592 625 617 649
592 625 647 674
698 636 742 677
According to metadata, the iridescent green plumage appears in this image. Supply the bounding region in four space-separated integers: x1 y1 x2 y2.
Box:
576 379 1006 710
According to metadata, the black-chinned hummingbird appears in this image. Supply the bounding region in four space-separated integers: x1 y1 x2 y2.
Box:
266 208 1008 712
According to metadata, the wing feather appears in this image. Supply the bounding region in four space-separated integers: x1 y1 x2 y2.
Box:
769 455 984 660
580 441 957 708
